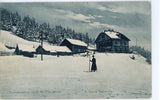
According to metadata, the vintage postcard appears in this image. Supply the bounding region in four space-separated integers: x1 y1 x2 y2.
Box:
0 1 151 99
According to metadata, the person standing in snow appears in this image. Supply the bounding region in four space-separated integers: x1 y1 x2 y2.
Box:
90 55 97 72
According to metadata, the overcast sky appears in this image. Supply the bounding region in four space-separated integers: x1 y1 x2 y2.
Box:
0 2 151 50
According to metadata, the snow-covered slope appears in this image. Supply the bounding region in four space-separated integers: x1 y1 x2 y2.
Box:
0 30 71 53
0 30 39 48
0 53 151 99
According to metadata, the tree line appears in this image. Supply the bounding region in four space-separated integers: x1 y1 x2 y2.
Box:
0 8 95 45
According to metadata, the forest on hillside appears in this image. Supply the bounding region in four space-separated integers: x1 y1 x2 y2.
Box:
0 8 95 45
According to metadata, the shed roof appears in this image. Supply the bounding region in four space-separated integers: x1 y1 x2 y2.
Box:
65 38 87 47
0 42 13 52
17 44 35 52
51 46 71 53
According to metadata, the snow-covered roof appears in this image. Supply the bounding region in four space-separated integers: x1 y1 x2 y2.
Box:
17 44 35 52
0 42 13 52
104 31 120 39
51 46 71 53
42 45 71 53
42 45 54 51
87 46 96 50
95 30 130 43
66 38 87 47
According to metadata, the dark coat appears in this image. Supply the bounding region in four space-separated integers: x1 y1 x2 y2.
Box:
91 58 97 71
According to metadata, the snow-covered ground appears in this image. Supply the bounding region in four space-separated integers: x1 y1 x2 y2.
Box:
0 53 151 99
0 30 151 99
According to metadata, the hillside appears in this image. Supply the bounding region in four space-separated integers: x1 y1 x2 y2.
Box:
0 53 151 99
0 30 40 48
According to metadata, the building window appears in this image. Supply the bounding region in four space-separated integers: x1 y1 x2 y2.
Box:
115 41 117 44
124 42 127 45
115 41 119 44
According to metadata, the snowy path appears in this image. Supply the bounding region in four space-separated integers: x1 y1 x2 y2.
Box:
0 53 151 99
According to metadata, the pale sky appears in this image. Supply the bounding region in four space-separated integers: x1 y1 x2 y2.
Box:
0 2 151 50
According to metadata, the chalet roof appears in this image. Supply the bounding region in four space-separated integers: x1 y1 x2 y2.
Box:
65 38 87 47
104 31 120 39
40 45 71 53
104 30 130 41
17 44 35 52
95 30 130 43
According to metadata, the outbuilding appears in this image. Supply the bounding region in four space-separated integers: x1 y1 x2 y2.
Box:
15 44 35 57
60 38 87 54
36 44 72 55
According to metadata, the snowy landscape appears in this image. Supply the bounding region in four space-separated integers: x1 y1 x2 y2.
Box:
0 30 151 99
0 2 151 99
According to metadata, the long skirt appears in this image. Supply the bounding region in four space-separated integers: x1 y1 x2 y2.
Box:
91 63 97 71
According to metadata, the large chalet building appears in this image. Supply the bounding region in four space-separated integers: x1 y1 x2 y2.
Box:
95 29 130 53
